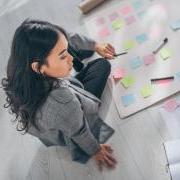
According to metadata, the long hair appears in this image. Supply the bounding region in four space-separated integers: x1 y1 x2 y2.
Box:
1 19 67 132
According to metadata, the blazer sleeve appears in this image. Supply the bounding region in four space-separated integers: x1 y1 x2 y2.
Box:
53 89 100 156
67 32 96 51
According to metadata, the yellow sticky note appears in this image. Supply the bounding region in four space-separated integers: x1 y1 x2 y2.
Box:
121 75 135 88
112 19 124 30
140 85 153 98
159 48 171 60
122 40 136 50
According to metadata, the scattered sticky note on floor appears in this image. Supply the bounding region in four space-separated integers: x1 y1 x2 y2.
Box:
121 94 135 106
125 15 136 25
159 48 171 60
175 72 180 81
163 98 178 112
109 12 119 21
132 0 144 11
119 5 133 16
112 68 126 79
170 19 180 31
136 33 148 44
112 19 124 30
129 56 143 69
137 11 146 19
98 27 110 38
140 85 153 98
143 54 155 65
96 17 105 25
122 40 136 50
121 75 135 88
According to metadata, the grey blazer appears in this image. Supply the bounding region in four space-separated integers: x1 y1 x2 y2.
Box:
28 78 114 163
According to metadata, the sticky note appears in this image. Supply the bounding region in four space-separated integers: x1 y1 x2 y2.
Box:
96 17 105 25
132 0 143 11
140 85 153 98
119 5 133 15
121 94 135 106
129 56 143 69
175 72 180 81
159 48 171 60
109 12 119 21
112 68 126 79
98 27 110 38
137 11 146 19
170 19 180 31
112 19 124 30
122 40 136 50
121 75 135 88
125 15 136 25
143 54 155 65
136 33 148 44
163 98 178 112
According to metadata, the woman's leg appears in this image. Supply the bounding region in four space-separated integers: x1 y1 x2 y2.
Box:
75 58 111 98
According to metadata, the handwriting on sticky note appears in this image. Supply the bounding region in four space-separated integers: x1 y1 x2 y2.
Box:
121 94 135 106
125 15 136 25
121 75 135 88
129 56 143 69
140 85 153 98
122 40 136 50
143 54 155 65
159 48 171 60
109 12 119 21
98 27 110 38
112 68 126 79
119 5 133 15
163 99 178 112
170 19 180 31
136 33 148 44
112 19 124 30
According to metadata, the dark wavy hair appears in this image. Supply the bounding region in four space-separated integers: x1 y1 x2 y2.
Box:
1 19 67 132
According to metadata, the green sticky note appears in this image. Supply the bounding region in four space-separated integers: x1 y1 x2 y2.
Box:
140 85 153 98
112 19 124 30
159 48 171 60
121 75 135 88
122 40 136 50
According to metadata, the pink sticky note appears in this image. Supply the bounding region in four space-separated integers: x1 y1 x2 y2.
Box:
125 15 136 25
119 5 133 16
163 99 178 112
109 12 119 21
98 27 110 38
96 17 105 25
143 54 155 65
112 68 126 79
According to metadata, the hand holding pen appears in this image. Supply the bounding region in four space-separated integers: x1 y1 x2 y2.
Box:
95 42 127 59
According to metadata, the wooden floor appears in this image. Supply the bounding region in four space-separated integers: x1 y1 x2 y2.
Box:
0 0 174 179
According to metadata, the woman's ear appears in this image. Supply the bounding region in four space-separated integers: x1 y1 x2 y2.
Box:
31 62 40 73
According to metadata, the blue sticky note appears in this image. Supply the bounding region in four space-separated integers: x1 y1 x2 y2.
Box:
129 56 143 69
132 0 143 10
175 72 180 81
170 20 180 31
136 33 148 44
137 11 146 19
121 94 135 106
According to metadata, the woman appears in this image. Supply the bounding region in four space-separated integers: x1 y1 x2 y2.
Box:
2 19 117 171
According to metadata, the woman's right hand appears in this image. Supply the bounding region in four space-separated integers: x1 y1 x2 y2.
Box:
93 144 117 171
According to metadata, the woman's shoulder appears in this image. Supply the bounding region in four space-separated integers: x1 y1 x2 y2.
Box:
49 86 74 104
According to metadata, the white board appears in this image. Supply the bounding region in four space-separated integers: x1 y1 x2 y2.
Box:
84 0 180 118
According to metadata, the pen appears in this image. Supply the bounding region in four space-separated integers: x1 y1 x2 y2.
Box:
151 76 174 82
114 52 128 57
153 38 168 54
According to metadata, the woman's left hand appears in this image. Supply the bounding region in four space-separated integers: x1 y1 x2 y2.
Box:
95 42 116 60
